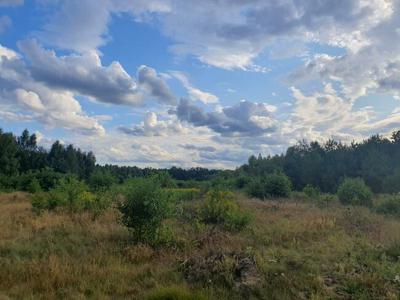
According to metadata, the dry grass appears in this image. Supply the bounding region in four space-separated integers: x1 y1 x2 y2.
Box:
1 192 400 299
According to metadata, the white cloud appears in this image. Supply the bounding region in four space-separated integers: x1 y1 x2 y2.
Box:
0 44 105 136
118 111 184 136
170 71 219 104
18 40 176 106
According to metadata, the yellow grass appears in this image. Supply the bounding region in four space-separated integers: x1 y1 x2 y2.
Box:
1 192 400 299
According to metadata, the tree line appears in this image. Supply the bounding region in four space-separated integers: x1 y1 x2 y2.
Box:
0 129 219 191
239 131 400 194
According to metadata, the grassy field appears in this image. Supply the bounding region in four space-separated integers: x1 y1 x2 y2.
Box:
1 192 400 299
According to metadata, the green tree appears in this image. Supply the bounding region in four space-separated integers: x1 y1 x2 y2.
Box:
0 129 19 176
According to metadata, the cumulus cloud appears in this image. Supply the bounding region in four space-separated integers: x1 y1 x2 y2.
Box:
37 0 171 53
118 111 183 136
172 98 278 137
170 71 219 104
289 1 400 100
18 40 176 106
0 44 105 136
33 0 393 71
284 84 376 142
159 0 393 69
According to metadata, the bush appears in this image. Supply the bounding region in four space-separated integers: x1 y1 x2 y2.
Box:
235 174 251 189
118 178 171 243
164 188 200 202
246 173 291 199
200 190 251 231
303 184 320 199
31 176 112 216
375 195 400 218
34 168 63 191
88 169 117 191
337 178 373 207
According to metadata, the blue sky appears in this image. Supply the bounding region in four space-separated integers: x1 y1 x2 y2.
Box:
1 0 400 168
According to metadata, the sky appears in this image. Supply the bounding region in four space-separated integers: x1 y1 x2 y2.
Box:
0 0 400 169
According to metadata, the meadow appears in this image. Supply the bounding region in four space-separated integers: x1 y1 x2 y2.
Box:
2 128 400 299
1 190 400 299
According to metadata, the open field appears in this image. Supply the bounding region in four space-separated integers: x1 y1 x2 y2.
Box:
1 192 400 299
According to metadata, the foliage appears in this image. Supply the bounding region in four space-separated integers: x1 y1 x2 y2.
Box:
337 178 373 207
239 131 400 194
200 190 251 231
375 195 400 218
246 173 292 199
152 172 177 188
382 169 400 194
31 176 111 216
118 178 171 244
0 128 96 180
88 169 117 191
302 184 320 199
164 188 200 202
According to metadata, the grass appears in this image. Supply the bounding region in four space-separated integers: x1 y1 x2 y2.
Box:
1 192 400 299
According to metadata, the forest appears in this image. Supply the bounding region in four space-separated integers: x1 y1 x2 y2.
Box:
2 128 400 195
1 128 400 299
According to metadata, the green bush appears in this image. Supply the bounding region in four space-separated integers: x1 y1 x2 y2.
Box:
337 178 373 207
164 188 200 202
31 176 112 216
88 169 117 191
302 184 320 199
375 195 400 218
246 173 291 199
200 190 251 231
118 178 171 243
235 174 251 189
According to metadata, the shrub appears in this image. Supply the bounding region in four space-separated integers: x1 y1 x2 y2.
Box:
16 172 42 193
246 173 291 199
303 184 320 199
50 177 90 212
164 188 200 202
31 176 112 216
375 195 400 218
31 192 60 212
152 172 177 188
200 190 251 231
337 178 373 207
88 169 116 191
34 168 63 191
235 175 251 189
118 178 171 243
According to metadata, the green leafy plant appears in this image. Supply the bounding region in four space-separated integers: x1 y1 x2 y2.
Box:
200 190 251 231
31 176 112 217
88 169 117 191
337 178 373 207
118 178 171 244
302 184 320 199
375 195 400 218
246 173 292 199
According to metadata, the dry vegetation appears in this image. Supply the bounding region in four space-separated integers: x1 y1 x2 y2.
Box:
1 192 400 299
